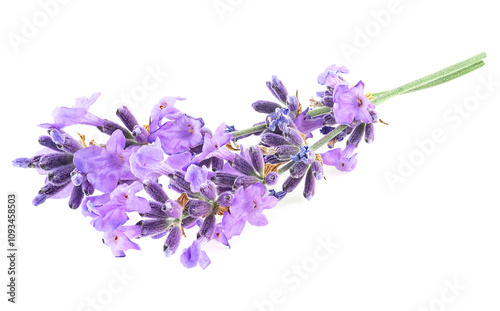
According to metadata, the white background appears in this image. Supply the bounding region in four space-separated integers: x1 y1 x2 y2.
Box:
1 0 499 310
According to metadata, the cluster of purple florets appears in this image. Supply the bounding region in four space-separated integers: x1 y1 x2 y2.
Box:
13 64 378 269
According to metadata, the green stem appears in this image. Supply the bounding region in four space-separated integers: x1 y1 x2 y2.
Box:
372 61 485 98
231 123 267 138
372 52 486 105
277 161 294 175
307 107 330 117
399 61 485 95
310 124 348 152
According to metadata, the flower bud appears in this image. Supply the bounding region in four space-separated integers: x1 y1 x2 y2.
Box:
186 200 213 217
217 191 234 207
289 161 309 178
311 160 324 180
38 135 61 152
116 106 139 132
248 145 264 175
275 145 300 161
212 172 237 188
234 176 260 189
97 119 133 139
211 157 224 172
266 76 288 103
47 164 75 186
303 167 316 201
264 172 279 186
132 125 149 144
49 129 82 153
136 219 169 237
252 100 282 114
39 153 74 170
261 132 289 147
69 185 84 209
197 214 215 242
347 124 365 148
364 123 374 144
282 175 304 193
229 154 258 177
143 180 169 203
283 127 304 146
200 181 217 201
82 179 95 196
286 95 299 112
164 226 182 257
12 158 32 168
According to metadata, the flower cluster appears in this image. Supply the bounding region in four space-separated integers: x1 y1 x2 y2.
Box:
13 64 378 269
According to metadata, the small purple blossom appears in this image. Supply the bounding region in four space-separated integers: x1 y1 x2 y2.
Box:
317 64 349 87
333 81 375 124
222 183 278 239
180 240 211 269
74 130 138 193
91 181 150 232
321 144 358 172
184 164 209 193
39 92 103 129
148 114 204 154
102 225 141 257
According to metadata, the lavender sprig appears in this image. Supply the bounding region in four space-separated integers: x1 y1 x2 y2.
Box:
12 53 487 269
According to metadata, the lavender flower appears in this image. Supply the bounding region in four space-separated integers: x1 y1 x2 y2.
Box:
102 225 141 257
333 81 375 124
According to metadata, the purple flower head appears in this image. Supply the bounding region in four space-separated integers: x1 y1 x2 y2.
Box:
317 65 349 87
321 144 358 172
293 108 325 139
74 130 139 193
91 181 151 232
290 146 315 164
102 225 141 257
191 123 233 164
150 96 185 134
180 240 211 269
266 108 292 132
222 183 278 239
39 92 103 129
333 81 375 124
129 140 191 180
184 164 209 193
148 115 204 155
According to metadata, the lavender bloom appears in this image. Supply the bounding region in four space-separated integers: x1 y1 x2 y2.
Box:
148 114 204 155
321 144 358 172
102 225 141 257
191 123 233 164
333 81 375 124
180 240 211 269
184 164 209 193
130 141 191 181
222 183 278 239
74 130 138 193
266 108 292 132
266 76 288 103
317 65 349 87
150 96 185 134
293 108 325 139
39 92 103 129
290 146 315 164
91 182 151 232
